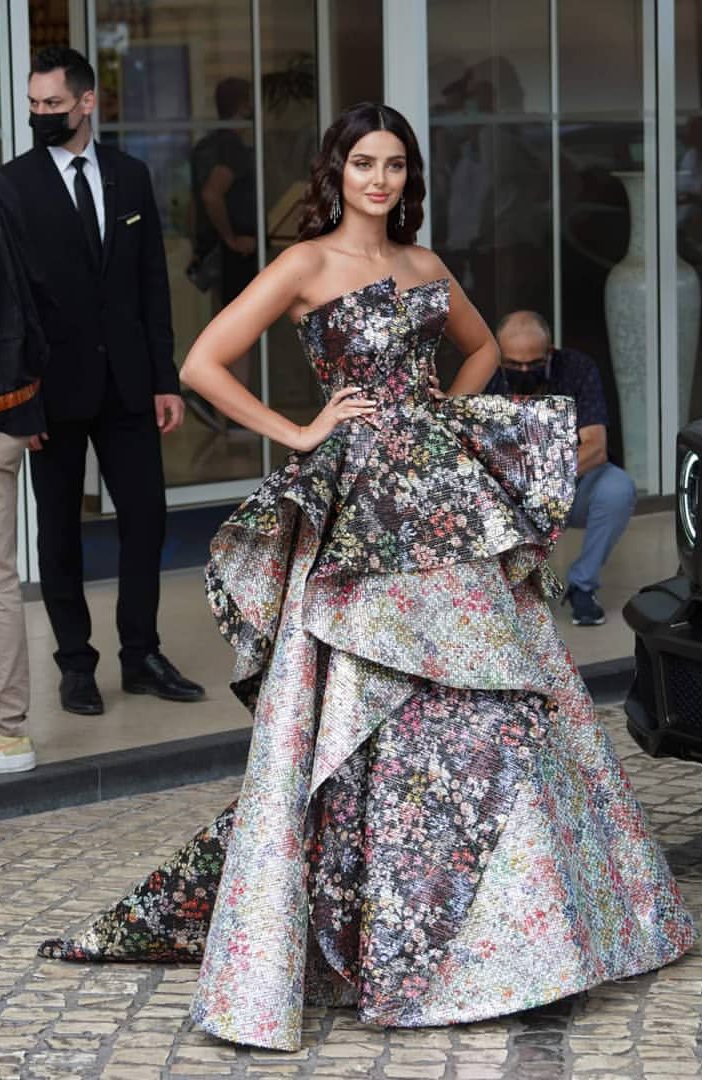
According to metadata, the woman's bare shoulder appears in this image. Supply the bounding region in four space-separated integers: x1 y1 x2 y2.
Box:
269 238 327 280
404 244 449 282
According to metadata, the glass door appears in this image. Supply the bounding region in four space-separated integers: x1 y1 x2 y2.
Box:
558 0 659 494
427 0 554 386
93 0 265 505
426 0 661 495
675 1 702 433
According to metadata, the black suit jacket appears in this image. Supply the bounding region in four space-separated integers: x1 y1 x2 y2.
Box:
1 144 178 421
0 174 49 434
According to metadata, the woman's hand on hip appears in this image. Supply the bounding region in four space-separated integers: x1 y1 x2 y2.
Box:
295 386 376 452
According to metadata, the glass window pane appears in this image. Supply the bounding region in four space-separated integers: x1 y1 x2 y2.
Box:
260 0 318 471
96 0 263 489
676 0 702 428
428 0 552 387
262 0 383 472
559 1 652 490
330 0 383 114
0 5 7 165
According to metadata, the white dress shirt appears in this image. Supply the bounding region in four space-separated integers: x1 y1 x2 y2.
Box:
48 137 106 241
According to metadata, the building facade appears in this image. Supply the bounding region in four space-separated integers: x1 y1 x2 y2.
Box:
2 0 700 582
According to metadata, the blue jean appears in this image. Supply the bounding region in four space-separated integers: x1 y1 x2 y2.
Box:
566 463 637 593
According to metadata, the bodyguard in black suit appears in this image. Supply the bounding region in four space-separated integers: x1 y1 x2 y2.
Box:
2 46 204 714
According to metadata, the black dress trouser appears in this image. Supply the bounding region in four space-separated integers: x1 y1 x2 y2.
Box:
30 383 166 674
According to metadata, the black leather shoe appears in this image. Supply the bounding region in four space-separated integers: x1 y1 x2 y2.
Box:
122 653 205 702
60 671 104 715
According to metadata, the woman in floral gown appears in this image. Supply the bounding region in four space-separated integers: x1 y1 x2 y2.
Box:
40 103 695 1051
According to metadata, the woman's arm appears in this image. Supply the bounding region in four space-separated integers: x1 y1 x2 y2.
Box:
443 273 500 395
180 244 376 452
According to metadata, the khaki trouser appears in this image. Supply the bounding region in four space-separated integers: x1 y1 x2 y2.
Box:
0 433 30 737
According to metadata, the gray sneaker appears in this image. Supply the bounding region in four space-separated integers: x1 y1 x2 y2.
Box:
562 586 606 626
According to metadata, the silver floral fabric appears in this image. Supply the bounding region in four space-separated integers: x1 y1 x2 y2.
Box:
39 276 695 1051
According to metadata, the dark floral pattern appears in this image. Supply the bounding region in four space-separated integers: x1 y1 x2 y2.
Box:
39 803 237 962
306 686 554 1024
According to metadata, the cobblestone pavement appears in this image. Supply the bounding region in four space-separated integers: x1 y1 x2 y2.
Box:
1 704 700 1080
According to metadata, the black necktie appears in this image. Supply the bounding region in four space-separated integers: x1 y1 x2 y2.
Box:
71 156 102 267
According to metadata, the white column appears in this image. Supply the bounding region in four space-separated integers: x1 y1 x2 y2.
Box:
316 0 334 140
643 0 662 495
5 0 39 581
656 2 679 494
252 0 270 476
0 0 13 163
549 0 562 347
8 0 31 155
382 0 431 248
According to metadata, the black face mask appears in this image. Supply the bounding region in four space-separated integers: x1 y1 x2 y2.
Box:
29 109 80 147
504 364 549 395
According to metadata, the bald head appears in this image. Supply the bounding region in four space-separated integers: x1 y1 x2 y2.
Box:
496 310 551 366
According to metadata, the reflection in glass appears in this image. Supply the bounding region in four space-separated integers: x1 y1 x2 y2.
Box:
427 0 552 387
329 0 383 115
259 0 318 471
96 0 263 489
261 0 383 471
559 2 648 486
676 0 702 427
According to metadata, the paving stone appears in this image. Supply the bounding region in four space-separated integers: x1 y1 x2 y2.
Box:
169 1071 232 1078
127 1018 183 1032
0 1009 59 1023
311 1070 377 1079
573 1053 637 1070
384 1066 445 1079
45 1036 103 1053
642 1069 702 1079
174 1046 240 1063
102 1069 163 1080
455 1032 510 1046
452 1067 504 1080
570 1036 633 1053
453 1049 510 1064
317 1043 380 1059
390 1032 452 1049
4 993 65 1008
575 1075 643 1080
245 1068 303 1076
52 1021 120 1035
389 1047 447 1063
249 1049 310 1062
110 1047 172 1066
112 1032 175 1048
0 1036 42 1051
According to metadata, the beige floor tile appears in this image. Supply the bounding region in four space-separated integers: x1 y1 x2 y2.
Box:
549 509 677 666
24 571 250 766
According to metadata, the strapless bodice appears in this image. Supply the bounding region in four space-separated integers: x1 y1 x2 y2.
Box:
297 275 448 407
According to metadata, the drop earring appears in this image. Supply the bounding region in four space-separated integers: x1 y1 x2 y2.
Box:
330 194 341 224
399 195 406 228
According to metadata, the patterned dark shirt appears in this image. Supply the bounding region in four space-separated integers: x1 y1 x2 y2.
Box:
484 348 608 433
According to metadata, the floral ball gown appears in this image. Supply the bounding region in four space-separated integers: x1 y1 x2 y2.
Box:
40 276 695 1051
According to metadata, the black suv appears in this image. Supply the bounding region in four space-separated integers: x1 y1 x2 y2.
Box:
623 419 702 762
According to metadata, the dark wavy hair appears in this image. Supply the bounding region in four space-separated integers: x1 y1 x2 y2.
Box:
298 102 425 244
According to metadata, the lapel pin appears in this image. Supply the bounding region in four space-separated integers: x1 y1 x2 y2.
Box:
126 213 141 225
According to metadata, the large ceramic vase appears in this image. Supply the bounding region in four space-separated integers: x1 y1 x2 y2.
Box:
604 170 700 490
